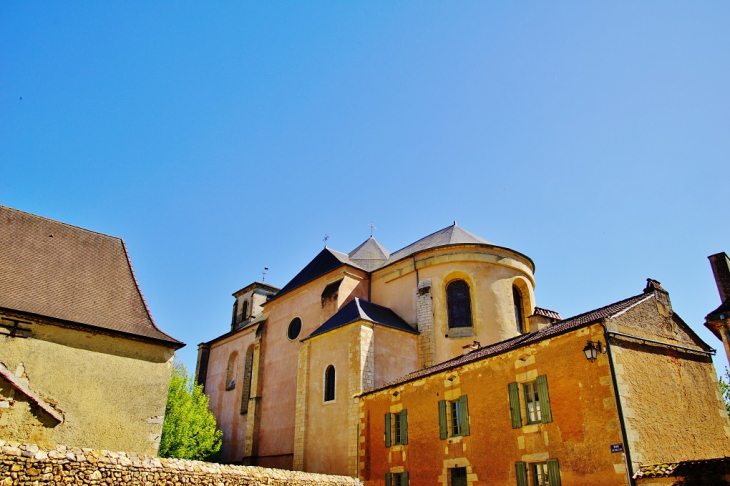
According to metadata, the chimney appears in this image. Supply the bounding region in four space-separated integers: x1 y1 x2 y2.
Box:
709 253 730 303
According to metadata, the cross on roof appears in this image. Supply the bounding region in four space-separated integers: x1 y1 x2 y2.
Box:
323 234 329 247
369 221 376 237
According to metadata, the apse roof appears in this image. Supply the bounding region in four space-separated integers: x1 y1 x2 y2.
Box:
0 206 183 347
385 223 492 265
304 298 417 340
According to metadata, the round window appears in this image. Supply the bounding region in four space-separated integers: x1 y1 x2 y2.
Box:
287 318 302 341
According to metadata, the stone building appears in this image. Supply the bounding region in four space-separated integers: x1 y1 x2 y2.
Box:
196 224 730 484
0 205 183 454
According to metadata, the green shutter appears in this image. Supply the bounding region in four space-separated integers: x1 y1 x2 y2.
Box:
515 462 528 486
401 471 409 486
438 400 448 439
547 459 561 486
536 375 552 423
459 395 470 436
508 382 522 428
385 413 392 447
400 410 408 445
385 472 392 486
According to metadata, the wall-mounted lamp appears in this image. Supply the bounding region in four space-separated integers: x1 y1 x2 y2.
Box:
583 340 605 362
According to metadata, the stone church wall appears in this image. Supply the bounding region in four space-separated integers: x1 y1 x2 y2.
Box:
0 441 361 486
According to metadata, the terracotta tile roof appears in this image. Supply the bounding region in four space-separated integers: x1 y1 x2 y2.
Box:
364 292 650 394
531 307 562 320
0 206 182 347
635 457 730 478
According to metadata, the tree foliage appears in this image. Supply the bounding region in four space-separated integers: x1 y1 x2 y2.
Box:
159 361 222 461
720 368 730 417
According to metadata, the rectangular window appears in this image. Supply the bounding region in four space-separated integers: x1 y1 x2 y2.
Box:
439 396 470 438
451 467 467 486
385 410 408 447
532 463 549 486
450 400 462 436
524 382 542 424
386 472 409 486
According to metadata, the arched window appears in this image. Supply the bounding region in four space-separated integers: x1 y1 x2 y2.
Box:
513 285 524 334
240 345 255 414
324 365 336 402
447 280 473 328
242 301 249 321
226 351 238 391
231 301 238 326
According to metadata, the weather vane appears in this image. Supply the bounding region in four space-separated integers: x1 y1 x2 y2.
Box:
323 234 329 247
369 221 376 237
262 267 268 283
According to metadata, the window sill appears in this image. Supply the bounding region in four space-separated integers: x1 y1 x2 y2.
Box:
445 328 477 339
447 436 463 444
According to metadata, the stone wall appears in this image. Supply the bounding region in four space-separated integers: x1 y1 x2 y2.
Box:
0 441 361 486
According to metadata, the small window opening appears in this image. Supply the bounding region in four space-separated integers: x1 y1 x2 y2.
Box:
242 301 249 321
324 365 335 402
225 351 238 391
288 317 302 341
513 285 524 333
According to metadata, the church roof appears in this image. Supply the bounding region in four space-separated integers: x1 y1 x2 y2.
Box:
270 247 365 301
304 298 417 341
348 236 390 271
384 223 492 265
0 206 183 347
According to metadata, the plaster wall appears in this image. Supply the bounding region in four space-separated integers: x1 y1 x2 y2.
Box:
371 327 419 389
205 328 257 462
0 313 173 455
302 330 350 475
256 268 368 469
371 246 535 365
358 323 629 486
608 295 730 467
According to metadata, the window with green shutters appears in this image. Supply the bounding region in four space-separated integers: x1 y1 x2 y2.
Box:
385 410 408 447
515 460 561 486
438 396 470 438
386 472 409 486
508 375 552 427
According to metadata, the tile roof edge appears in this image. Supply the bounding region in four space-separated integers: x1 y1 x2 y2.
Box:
121 240 184 347
204 318 266 346
1 205 122 241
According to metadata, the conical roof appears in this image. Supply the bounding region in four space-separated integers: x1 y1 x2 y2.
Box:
348 236 390 271
386 223 491 264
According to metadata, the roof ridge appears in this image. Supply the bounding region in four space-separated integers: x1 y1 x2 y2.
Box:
388 224 453 256
1 205 122 241
558 292 647 324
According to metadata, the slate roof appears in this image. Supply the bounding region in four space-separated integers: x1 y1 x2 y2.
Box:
385 223 492 264
365 292 655 394
0 206 183 347
304 298 417 341
348 237 390 271
268 248 365 302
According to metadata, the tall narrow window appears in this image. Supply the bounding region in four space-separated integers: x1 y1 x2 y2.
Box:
513 285 524 333
240 345 255 414
324 365 335 402
225 351 238 391
242 301 249 321
447 280 472 328
231 301 238 326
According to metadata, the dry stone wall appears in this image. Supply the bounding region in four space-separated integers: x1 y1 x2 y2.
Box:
0 441 361 486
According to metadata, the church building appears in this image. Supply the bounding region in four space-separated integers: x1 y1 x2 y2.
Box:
196 224 730 485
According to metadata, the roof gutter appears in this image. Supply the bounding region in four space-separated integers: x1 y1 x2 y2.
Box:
601 320 635 486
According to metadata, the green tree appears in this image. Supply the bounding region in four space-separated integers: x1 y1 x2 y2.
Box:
720 368 730 416
159 361 222 461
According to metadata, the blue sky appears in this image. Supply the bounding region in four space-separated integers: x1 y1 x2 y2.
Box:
2 3 729 374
